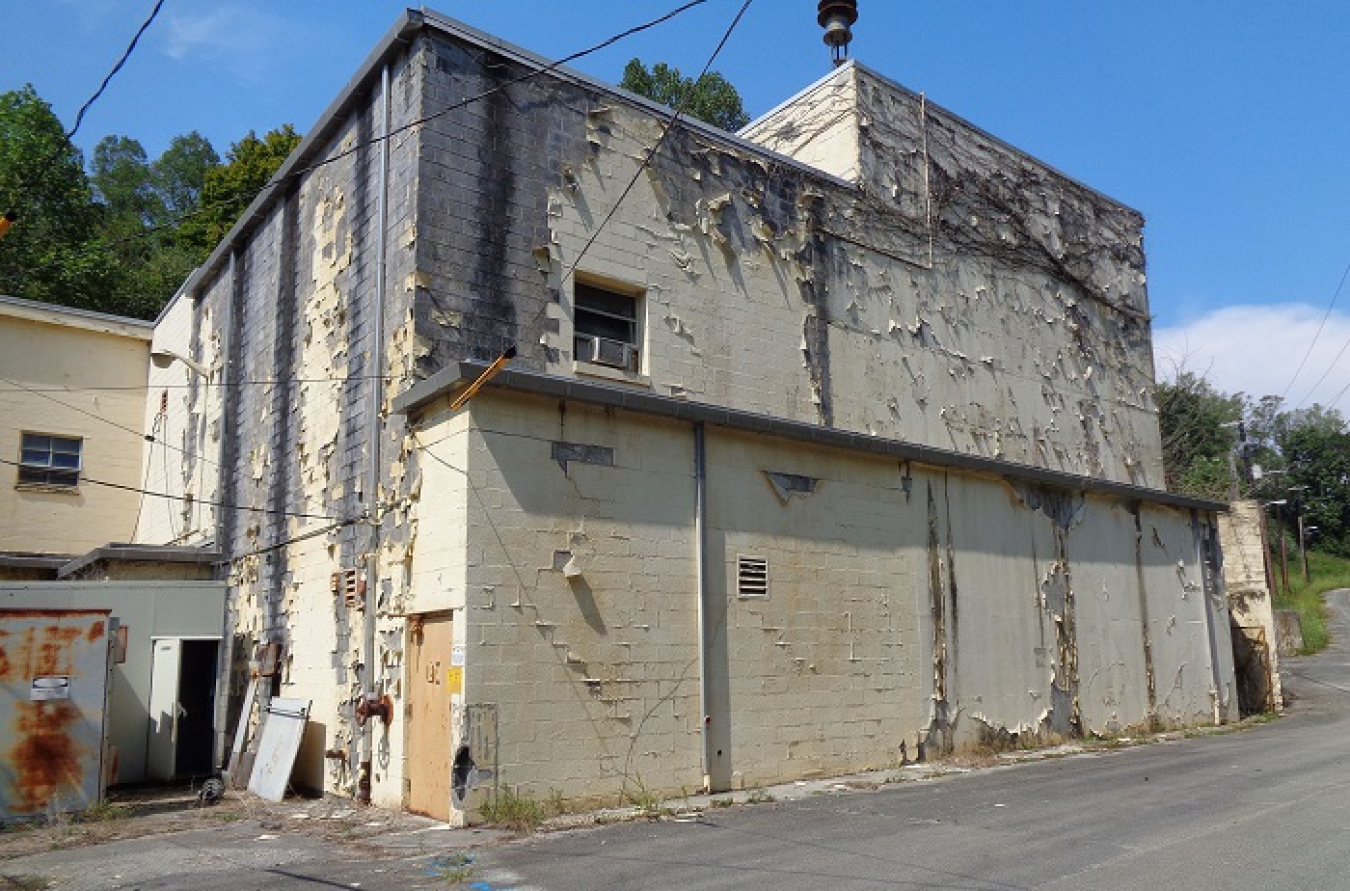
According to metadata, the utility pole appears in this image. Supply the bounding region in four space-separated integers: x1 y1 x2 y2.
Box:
1290 485 1310 584
1298 513 1310 583
1264 499 1289 596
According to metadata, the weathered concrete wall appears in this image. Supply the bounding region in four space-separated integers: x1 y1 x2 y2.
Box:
412 29 1163 488
1220 499 1282 711
400 389 1232 812
154 38 426 808
742 64 1161 487
0 301 150 556
150 12 1229 814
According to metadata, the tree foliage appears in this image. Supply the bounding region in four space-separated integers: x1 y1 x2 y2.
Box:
0 83 296 319
1158 368 1350 556
0 85 119 311
620 59 750 131
1156 371 1243 498
179 126 300 253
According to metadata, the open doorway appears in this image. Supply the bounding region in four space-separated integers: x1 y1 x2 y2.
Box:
147 637 220 780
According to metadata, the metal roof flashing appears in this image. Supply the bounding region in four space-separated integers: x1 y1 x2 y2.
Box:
392 363 1223 514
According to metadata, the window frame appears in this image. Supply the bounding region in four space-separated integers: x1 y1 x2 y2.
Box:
572 280 643 375
17 432 83 490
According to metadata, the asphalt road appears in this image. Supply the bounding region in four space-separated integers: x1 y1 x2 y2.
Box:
8 592 1350 890
470 592 1350 891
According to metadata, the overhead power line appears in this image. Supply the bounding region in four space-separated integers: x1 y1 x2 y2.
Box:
1282 261 1350 407
26 0 715 274
0 456 340 523
67 0 166 141
3 0 165 225
1 376 221 469
559 0 756 288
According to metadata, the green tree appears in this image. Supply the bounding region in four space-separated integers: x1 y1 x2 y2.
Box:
1281 414 1350 556
180 125 300 252
620 59 750 131
0 85 119 310
152 131 219 219
1156 371 1244 497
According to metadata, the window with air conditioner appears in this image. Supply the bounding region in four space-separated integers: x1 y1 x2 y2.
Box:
573 282 641 373
17 433 82 489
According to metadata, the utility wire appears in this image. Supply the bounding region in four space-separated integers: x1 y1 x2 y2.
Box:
25 0 713 278
0 456 340 522
0 372 412 395
67 0 166 141
0 376 221 469
276 1 712 186
1281 261 1350 406
559 0 755 289
3 0 166 218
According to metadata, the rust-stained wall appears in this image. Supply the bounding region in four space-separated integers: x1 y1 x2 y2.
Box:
0 609 112 819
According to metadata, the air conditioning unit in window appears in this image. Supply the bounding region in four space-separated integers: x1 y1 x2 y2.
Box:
575 334 640 372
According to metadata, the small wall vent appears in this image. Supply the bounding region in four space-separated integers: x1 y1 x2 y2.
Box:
737 556 769 599
331 568 366 610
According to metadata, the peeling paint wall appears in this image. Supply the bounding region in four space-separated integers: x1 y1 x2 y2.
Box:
151 40 424 807
399 389 1231 807
1219 499 1282 711
152 14 1229 815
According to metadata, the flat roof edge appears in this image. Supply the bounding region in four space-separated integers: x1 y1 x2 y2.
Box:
0 294 154 339
394 363 1223 513
56 544 222 579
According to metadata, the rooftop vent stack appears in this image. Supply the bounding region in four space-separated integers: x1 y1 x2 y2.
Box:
818 0 859 66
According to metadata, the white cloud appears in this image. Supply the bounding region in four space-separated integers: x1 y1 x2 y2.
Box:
1153 302 1350 409
162 5 284 82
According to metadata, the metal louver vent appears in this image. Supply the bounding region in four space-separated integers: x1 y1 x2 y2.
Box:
737 556 769 599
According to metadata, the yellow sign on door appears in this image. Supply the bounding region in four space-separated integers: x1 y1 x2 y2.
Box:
445 665 463 694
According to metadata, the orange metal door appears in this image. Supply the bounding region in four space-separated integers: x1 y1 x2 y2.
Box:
406 614 454 819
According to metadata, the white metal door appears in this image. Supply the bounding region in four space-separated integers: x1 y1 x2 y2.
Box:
146 638 182 781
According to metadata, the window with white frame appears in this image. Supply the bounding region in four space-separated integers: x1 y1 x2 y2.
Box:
18 433 82 488
573 281 641 373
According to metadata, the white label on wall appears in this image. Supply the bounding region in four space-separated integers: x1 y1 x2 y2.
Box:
31 676 71 701
451 645 465 667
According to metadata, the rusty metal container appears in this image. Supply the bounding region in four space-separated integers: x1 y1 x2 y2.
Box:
0 609 114 821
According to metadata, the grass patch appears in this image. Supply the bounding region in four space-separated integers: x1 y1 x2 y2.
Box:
425 852 475 886
622 777 665 818
1272 548 1350 653
476 786 547 833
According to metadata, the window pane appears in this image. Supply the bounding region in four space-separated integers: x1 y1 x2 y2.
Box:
21 448 49 466
51 439 81 456
576 310 632 343
575 284 635 319
51 453 81 469
22 434 51 453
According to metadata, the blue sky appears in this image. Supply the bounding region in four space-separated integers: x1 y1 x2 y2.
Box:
6 1 1350 407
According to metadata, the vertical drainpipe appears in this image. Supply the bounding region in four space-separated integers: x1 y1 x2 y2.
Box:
694 422 713 789
212 250 238 772
358 61 393 805
1195 509 1225 725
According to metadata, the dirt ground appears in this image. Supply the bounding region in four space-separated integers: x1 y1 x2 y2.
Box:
0 784 435 863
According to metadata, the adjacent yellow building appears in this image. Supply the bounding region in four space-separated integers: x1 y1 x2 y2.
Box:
0 295 152 572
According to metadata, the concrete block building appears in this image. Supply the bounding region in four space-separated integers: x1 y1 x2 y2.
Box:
139 10 1236 821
